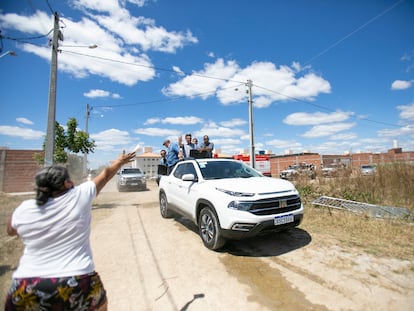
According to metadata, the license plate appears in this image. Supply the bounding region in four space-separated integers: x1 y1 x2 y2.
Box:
274 214 294 225
130 183 138 186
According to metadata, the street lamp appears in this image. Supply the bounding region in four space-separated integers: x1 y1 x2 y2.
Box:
0 50 16 58
60 44 98 49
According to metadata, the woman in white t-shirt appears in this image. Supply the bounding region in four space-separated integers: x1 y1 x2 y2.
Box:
5 151 136 311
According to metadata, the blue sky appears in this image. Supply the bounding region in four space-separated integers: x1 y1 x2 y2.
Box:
1 0 413 169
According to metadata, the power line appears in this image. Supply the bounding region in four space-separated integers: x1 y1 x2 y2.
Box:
253 83 400 128
45 0 55 14
2 11 401 132
61 49 400 130
60 49 247 85
303 0 404 67
91 83 245 109
0 30 53 42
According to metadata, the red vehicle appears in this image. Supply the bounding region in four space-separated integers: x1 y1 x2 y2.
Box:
232 154 272 177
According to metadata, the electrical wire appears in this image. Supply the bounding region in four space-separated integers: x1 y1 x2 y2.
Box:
60 49 400 130
303 0 404 67
45 0 55 14
1 1 404 133
0 30 53 42
91 83 245 109
253 83 400 128
60 49 247 85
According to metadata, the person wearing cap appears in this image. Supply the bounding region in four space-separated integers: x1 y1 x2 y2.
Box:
163 139 182 174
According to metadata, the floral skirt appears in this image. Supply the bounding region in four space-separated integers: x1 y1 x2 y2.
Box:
4 271 107 311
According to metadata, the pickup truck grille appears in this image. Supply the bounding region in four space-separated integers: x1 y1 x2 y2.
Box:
248 195 301 215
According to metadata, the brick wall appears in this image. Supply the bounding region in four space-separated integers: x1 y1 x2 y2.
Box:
269 149 414 177
269 153 322 176
0 149 43 193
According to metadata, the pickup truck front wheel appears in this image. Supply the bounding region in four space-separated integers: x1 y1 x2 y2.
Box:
159 192 173 218
199 207 225 250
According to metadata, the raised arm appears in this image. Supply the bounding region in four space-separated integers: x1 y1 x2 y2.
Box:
93 151 136 194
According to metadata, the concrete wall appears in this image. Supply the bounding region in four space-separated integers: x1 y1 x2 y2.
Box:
0 149 43 193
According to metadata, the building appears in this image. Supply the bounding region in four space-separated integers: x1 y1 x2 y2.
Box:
1 146 413 193
133 147 161 178
269 152 322 177
269 148 414 177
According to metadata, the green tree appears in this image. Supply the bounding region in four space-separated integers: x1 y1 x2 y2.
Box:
34 118 95 165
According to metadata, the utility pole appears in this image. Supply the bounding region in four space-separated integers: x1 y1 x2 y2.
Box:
83 104 91 176
44 12 61 166
246 79 255 168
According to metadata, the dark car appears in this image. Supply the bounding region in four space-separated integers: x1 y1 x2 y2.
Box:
117 167 146 191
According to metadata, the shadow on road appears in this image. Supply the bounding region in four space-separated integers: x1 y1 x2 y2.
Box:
223 228 312 257
174 215 312 257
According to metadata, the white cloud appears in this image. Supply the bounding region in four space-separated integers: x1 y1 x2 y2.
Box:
144 118 161 125
16 117 34 125
377 125 414 138
133 127 181 137
162 59 239 100
0 0 197 86
161 116 203 125
172 66 185 76
397 102 414 121
0 126 44 139
329 132 358 140
90 128 132 151
83 89 121 99
302 122 356 138
73 0 198 53
84 89 110 98
391 80 412 90
220 118 247 127
127 0 149 7
284 111 353 125
194 121 247 139
163 59 331 108
213 138 242 146
266 139 302 150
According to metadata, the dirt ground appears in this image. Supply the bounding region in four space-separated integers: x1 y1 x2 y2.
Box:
90 180 414 311
2 179 414 310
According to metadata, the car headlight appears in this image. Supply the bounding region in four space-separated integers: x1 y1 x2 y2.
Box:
228 200 253 211
216 188 254 197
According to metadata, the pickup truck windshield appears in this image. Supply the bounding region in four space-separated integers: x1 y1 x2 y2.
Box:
122 169 142 174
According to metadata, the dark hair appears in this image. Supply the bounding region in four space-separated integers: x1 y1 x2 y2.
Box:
35 166 70 206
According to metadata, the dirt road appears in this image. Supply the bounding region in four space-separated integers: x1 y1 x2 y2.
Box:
90 180 414 311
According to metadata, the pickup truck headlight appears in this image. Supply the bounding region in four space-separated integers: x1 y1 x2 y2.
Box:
216 188 254 197
228 201 252 211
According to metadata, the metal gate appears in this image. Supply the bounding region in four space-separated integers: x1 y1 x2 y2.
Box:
312 196 412 220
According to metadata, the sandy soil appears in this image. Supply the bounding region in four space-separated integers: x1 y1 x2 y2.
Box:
89 180 414 311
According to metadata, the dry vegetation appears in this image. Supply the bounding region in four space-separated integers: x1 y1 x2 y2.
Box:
295 162 414 261
1 163 413 301
0 193 28 302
